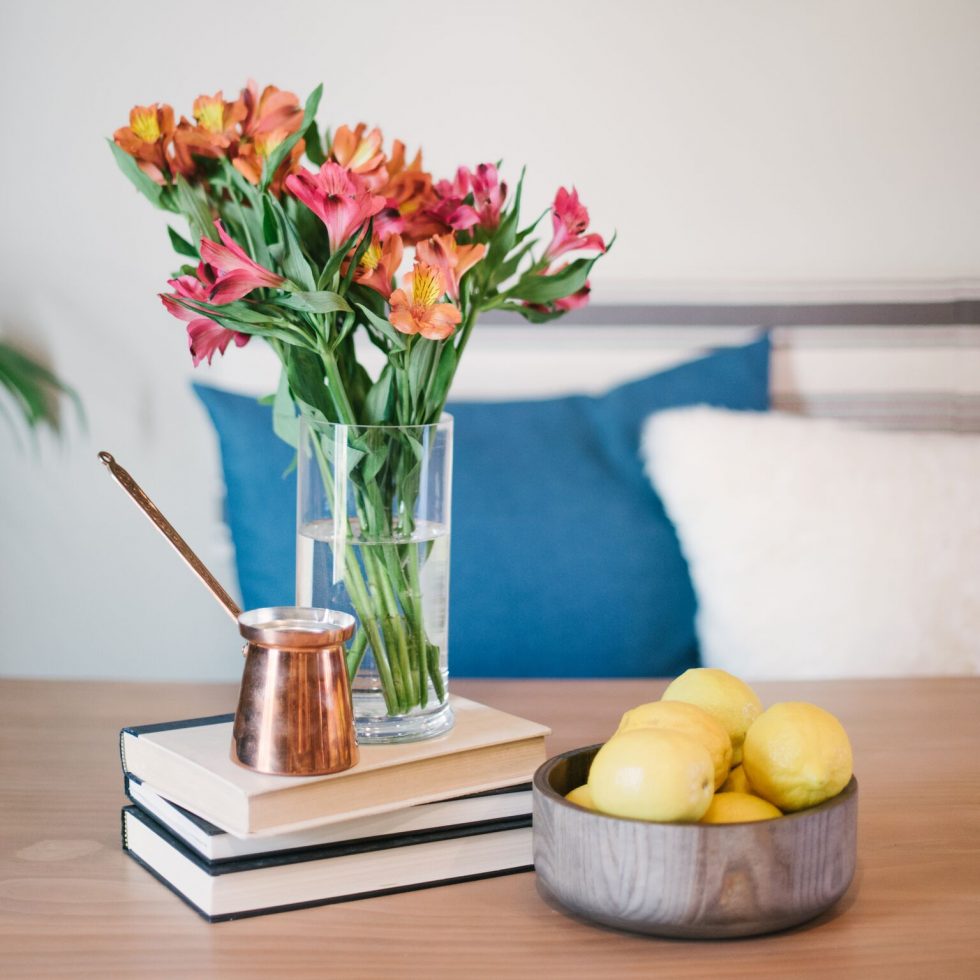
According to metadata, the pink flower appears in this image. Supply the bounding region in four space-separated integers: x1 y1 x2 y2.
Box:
427 167 480 231
544 187 606 262
285 163 387 252
199 221 285 302
186 319 250 365
469 163 506 229
160 273 250 367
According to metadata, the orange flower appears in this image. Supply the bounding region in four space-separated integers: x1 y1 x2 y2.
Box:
240 81 303 138
347 233 403 299
232 127 305 192
229 81 304 191
415 233 485 301
331 124 387 190
113 104 175 183
376 140 443 243
388 262 462 340
172 90 246 176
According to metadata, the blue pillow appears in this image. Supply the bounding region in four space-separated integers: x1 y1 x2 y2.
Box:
194 334 769 678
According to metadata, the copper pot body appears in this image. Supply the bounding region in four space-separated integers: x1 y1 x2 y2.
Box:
232 607 359 776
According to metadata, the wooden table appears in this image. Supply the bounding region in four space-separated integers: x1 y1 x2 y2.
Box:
0 678 977 978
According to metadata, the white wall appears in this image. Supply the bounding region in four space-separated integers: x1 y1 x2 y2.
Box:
2 0 979 680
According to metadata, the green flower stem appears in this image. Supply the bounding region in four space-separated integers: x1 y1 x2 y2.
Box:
308 431 401 715
427 642 446 701
403 546 430 708
345 628 368 681
342 550 402 714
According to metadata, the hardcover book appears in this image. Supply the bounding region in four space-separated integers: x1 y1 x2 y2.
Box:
120 696 549 837
122 805 534 922
125 775 533 862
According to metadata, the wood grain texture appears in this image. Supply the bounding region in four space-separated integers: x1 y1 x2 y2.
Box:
0 677 978 978
534 747 857 938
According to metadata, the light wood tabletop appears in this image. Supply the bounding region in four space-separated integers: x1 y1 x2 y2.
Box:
1 677 977 978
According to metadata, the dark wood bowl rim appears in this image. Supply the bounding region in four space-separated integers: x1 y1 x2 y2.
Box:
533 742 858 828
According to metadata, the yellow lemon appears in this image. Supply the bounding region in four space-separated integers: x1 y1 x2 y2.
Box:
700 791 782 824
564 784 595 810
662 668 763 765
720 764 752 794
616 700 733 790
742 702 853 812
587 729 714 822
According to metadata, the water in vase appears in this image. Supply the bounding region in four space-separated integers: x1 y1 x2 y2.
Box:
296 518 453 742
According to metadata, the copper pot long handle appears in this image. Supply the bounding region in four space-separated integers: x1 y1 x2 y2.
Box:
97 451 242 623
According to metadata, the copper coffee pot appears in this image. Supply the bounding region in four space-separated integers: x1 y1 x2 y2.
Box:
97 451 359 776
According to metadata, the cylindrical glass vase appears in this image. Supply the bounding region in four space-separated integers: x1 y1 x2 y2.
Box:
297 414 454 743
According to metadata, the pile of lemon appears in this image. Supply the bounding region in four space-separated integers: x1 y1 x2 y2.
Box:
566 668 853 824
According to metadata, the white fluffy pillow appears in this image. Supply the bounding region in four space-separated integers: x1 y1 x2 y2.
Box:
643 407 980 678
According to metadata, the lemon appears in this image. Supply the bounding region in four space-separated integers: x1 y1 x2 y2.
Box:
742 701 853 812
587 729 714 822
564 784 595 810
720 764 752 794
616 700 733 790
700 791 782 824
662 668 763 765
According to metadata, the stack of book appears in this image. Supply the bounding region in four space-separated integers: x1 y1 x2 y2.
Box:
120 696 549 921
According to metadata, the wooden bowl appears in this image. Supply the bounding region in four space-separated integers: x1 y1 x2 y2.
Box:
532 744 857 939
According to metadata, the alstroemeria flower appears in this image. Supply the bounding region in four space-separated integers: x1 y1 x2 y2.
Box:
416 233 486 301
388 262 462 340
469 163 506 229
160 274 250 367
346 233 403 299
240 80 303 138
427 167 480 231
198 221 286 302
331 124 388 190
232 127 305 193
173 91 247 175
286 163 387 252
113 103 175 183
375 141 442 242
544 187 606 262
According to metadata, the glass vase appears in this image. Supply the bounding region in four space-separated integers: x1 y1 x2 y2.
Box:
297 414 454 743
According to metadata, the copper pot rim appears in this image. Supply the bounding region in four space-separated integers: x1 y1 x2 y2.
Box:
237 606 356 648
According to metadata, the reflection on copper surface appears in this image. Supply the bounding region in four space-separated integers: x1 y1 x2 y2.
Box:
232 607 359 776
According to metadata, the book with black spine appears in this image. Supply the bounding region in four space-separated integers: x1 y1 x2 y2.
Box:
125 775 533 862
122 804 534 922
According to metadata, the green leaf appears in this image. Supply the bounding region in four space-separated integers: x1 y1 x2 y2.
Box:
268 196 316 290
407 339 436 410
356 303 408 353
317 225 363 291
305 122 326 166
0 341 83 436
364 364 395 424
277 290 352 314
492 238 537 287
431 341 457 413
497 301 566 324
261 84 323 191
272 368 300 448
507 253 603 305
174 175 216 244
284 346 333 419
107 139 164 208
167 226 198 258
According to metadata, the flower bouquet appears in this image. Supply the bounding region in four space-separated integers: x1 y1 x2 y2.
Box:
111 81 609 739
